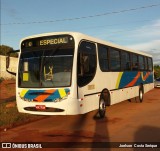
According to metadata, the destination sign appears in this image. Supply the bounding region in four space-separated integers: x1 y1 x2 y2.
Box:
39 37 68 46
21 35 74 49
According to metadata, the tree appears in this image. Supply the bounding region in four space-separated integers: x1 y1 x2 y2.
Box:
0 45 18 57
154 65 160 79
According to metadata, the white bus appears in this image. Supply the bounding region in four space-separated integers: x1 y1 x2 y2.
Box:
7 32 154 117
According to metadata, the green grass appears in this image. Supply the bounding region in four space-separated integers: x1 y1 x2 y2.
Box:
0 101 45 130
0 77 4 83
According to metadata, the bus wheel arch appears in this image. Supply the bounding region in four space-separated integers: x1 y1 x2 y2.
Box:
99 88 110 118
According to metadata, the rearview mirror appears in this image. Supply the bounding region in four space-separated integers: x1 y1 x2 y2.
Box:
6 56 10 69
6 50 20 76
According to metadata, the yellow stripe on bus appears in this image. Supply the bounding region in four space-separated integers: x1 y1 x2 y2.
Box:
115 72 123 89
58 89 66 98
20 89 29 98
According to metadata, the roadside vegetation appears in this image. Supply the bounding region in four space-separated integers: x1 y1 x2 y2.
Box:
0 45 18 57
0 79 45 131
0 101 45 131
0 77 4 83
154 65 160 79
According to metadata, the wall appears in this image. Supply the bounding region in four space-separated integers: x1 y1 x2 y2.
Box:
0 55 18 79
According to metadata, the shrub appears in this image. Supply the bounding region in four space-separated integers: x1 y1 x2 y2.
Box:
0 77 4 83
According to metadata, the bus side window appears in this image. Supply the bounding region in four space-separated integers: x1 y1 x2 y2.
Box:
132 54 138 71
98 44 109 72
148 57 153 71
121 51 131 71
109 48 120 71
144 57 148 70
139 55 145 70
77 41 96 87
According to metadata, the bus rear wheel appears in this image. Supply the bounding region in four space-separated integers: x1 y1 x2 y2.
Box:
139 86 144 103
99 97 106 118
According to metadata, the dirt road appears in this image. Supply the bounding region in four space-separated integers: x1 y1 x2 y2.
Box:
1 88 160 150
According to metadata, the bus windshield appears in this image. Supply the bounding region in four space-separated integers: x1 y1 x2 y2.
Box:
18 47 74 88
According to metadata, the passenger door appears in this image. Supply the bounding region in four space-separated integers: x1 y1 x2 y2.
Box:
77 41 97 113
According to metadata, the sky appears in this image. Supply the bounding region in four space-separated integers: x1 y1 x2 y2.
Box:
1 0 160 65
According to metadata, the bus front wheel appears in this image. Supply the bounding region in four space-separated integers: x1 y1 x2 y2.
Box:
99 89 110 118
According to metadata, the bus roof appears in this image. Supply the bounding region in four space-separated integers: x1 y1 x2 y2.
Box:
21 31 152 57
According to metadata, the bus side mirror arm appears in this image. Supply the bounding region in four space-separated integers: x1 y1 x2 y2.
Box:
6 50 20 76
6 55 10 69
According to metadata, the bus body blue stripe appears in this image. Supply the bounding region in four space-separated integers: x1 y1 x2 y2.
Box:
23 90 45 100
118 71 153 89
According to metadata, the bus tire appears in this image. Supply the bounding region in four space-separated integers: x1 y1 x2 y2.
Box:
99 89 110 118
139 86 144 103
99 96 106 118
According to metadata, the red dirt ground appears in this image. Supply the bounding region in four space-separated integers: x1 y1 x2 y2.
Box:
0 79 16 101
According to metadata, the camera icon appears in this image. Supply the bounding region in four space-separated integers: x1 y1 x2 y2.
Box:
2 143 12 148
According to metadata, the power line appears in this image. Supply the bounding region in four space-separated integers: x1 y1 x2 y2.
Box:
1 3 160 25
2 19 160 37
1 19 153 34
77 19 154 30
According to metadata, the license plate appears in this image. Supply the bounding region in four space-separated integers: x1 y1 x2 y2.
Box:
35 105 46 110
